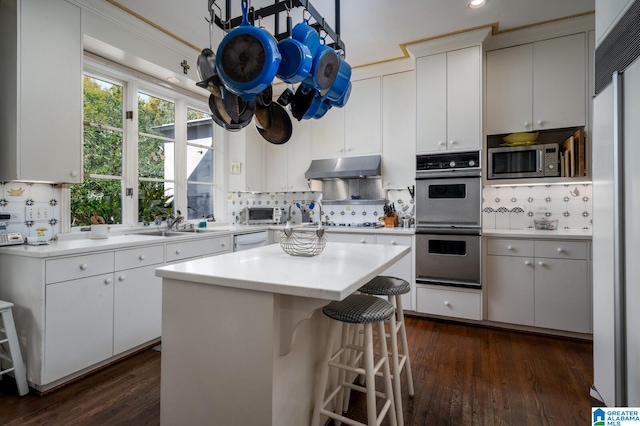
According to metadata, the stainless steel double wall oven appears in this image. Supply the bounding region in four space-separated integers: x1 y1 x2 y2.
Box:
415 151 482 288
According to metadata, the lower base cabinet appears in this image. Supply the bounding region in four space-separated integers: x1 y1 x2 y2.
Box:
485 238 590 333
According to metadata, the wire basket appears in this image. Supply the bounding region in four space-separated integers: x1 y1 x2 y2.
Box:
279 227 327 257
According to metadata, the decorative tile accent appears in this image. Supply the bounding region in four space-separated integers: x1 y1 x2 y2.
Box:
482 184 593 230
0 182 62 240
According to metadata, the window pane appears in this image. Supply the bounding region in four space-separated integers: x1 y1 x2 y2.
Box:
71 177 122 226
83 76 123 128
83 127 123 176
187 183 214 220
139 136 174 180
138 181 174 223
138 93 175 135
187 145 213 183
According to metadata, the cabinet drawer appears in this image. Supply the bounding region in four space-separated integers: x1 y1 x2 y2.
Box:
416 286 481 320
46 252 114 284
327 233 376 244
534 240 587 260
115 245 164 271
486 238 533 257
376 235 412 247
166 236 231 262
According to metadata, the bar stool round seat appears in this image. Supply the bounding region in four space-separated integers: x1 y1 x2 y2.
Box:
357 276 414 426
322 294 395 324
311 294 398 426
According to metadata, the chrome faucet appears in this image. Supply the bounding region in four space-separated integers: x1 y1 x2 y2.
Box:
167 211 184 231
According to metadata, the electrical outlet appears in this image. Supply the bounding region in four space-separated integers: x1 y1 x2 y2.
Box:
26 206 49 221
534 204 550 214
345 205 351 211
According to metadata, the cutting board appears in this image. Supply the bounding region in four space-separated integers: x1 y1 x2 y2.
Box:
561 135 575 177
573 129 586 176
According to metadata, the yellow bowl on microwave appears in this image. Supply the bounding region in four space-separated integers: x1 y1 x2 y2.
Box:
502 132 539 144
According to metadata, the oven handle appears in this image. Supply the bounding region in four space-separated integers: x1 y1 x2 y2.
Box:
415 227 481 236
416 169 481 179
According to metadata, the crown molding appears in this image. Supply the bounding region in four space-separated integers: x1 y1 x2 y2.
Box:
405 27 493 58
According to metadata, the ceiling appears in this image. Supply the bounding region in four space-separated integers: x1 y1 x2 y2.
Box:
111 0 595 68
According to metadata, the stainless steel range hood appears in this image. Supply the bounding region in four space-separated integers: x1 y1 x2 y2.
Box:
304 155 381 179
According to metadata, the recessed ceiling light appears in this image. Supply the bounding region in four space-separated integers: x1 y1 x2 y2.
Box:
167 77 181 84
469 0 486 8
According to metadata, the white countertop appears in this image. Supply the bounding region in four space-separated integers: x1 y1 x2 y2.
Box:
155 242 411 300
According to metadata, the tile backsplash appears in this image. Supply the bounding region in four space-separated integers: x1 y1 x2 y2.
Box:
0 182 62 241
226 188 414 225
482 184 592 230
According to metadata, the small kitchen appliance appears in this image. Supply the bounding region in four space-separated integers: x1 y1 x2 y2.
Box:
487 143 559 180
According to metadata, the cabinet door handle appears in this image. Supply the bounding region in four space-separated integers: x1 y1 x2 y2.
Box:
449 140 456 145
538 261 544 266
525 260 531 266
444 300 450 307
438 141 445 147
176 249 182 254
360 239 366 244
537 119 544 127
345 147 352 152
104 278 112 285
118 275 126 282
221 242 226 247
338 148 344 153
80 263 88 270
557 247 563 253
70 170 78 177
524 121 530 129
139 254 146 261
507 245 513 250
390 241 396 245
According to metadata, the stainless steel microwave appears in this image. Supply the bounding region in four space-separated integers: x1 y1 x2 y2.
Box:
239 207 283 224
487 143 560 180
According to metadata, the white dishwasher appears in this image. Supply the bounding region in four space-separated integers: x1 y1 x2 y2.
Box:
233 231 269 252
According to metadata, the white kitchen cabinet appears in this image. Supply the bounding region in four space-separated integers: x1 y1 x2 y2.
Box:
416 46 481 153
45 273 115 384
382 71 416 190
310 77 381 159
113 245 165 355
0 0 82 183
326 232 376 245
265 119 312 192
416 286 482 320
486 33 587 135
485 237 590 333
166 235 231 262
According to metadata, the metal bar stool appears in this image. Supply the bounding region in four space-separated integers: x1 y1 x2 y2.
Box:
311 294 397 426
0 300 29 396
358 276 414 426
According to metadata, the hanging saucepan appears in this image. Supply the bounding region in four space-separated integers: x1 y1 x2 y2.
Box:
330 81 352 109
195 48 222 98
306 91 332 120
290 84 316 121
324 56 351 103
304 43 339 92
254 85 273 129
276 38 313 84
208 93 255 131
292 19 320 58
254 102 292 144
216 0 281 101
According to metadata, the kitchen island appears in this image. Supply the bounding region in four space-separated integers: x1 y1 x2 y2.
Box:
155 241 410 426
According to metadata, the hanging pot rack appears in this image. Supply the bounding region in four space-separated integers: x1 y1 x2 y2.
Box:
208 0 345 54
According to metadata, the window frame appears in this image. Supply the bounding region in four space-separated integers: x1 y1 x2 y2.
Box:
65 57 221 231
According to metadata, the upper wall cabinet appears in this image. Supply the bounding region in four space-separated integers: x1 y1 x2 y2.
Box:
265 119 312 192
416 46 482 153
486 33 587 135
227 128 264 192
0 0 82 183
310 77 381 159
382 71 416 189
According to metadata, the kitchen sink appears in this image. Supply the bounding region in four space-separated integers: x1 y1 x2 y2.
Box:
176 228 230 233
130 230 187 237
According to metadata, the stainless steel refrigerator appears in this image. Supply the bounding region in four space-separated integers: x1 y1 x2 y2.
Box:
592 0 640 406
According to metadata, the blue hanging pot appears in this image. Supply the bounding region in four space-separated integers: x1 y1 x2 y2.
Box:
330 80 351 108
304 43 339 92
276 38 313 84
325 56 351 103
216 0 281 101
291 19 320 57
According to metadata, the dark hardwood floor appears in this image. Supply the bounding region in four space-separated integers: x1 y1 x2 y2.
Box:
0 317 599 426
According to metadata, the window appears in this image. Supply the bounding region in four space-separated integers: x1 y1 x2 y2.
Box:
71 61 215 228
